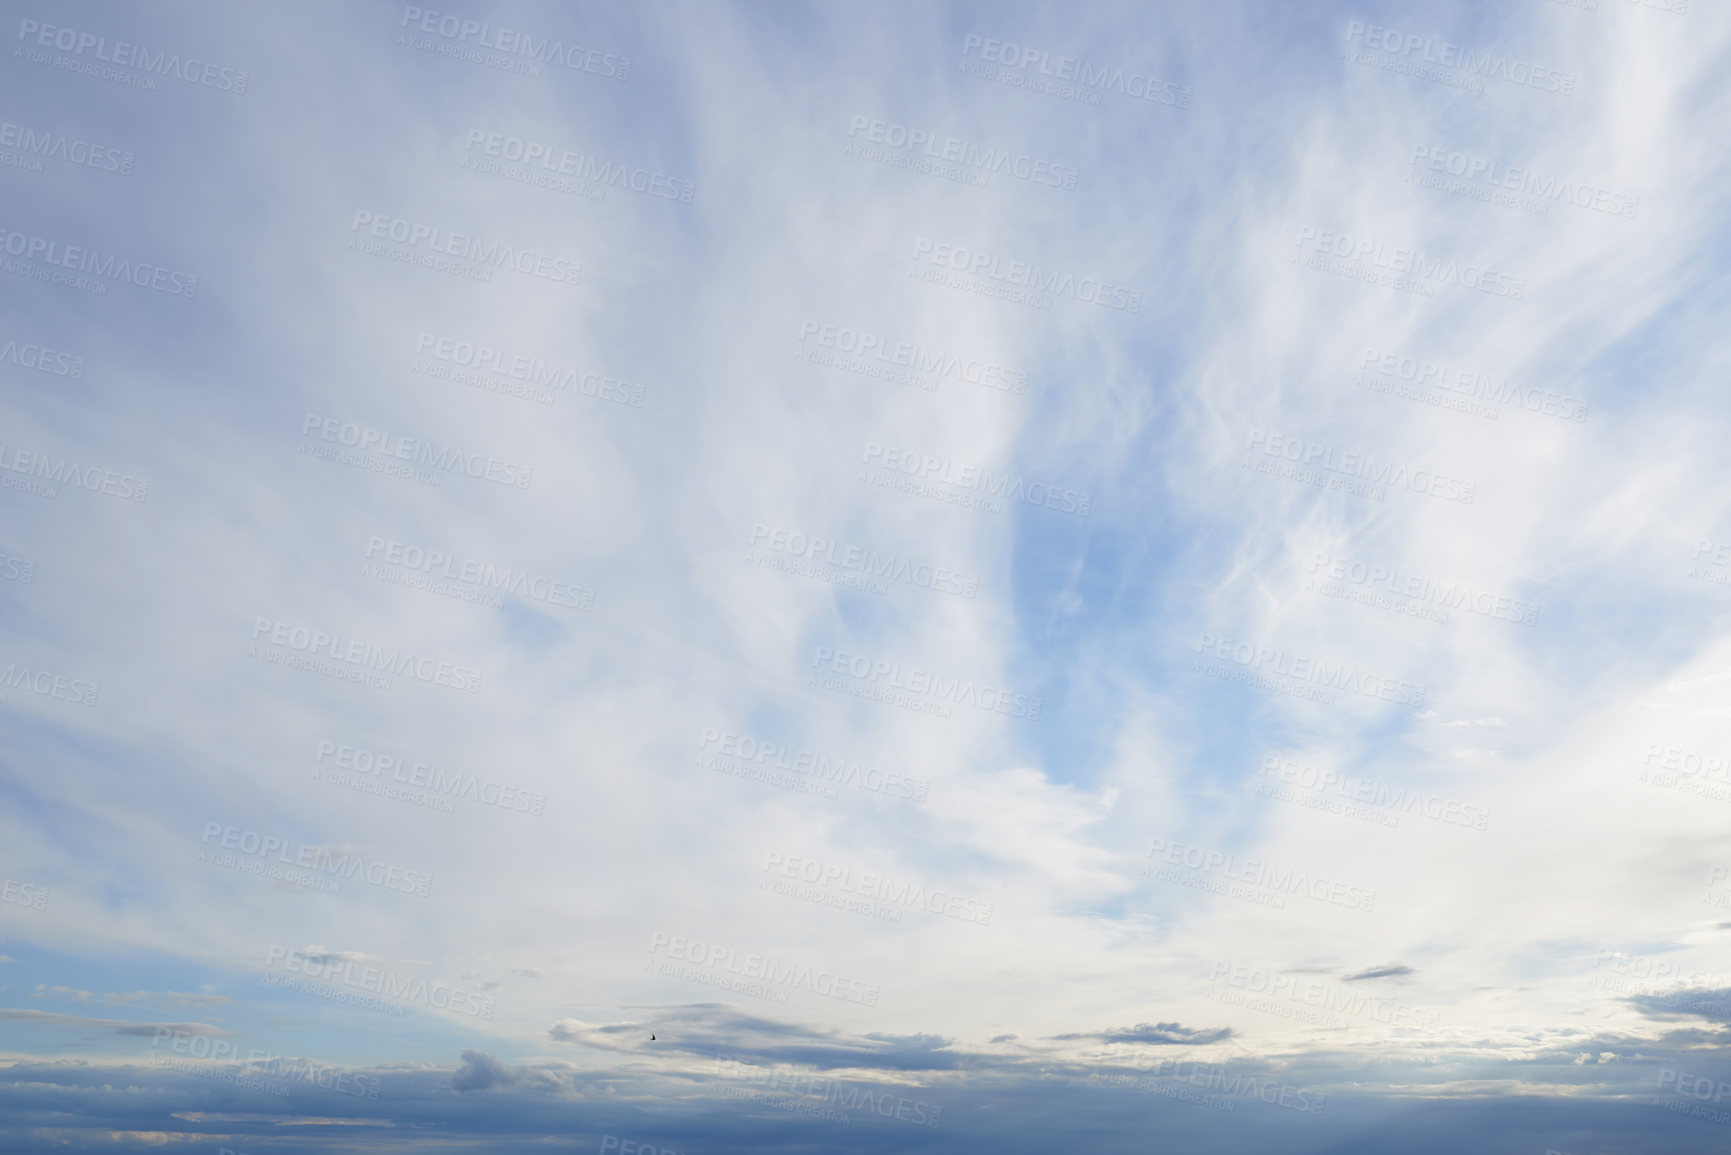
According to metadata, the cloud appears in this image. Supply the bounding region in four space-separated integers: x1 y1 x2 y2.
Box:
0 1008 234 1038
1343 964 1416 982
32 984 232 1011
3 1 1731 1150
1629 988 1731 1023
548 1005 975 1072
450 1049 514 1092
1051 1021 1233 1046
450 1050 592 1097
32 984 95 1005
296 945 371 967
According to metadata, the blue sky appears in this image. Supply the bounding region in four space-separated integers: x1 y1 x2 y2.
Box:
2 0 1730 1151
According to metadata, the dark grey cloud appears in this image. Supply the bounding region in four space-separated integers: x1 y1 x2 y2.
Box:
295 945 369 968
451 1050 585 1096
1343 964 1415 982
451 1049 514 1091
0 1008 233 1037
1051 1021 1233 1045
1630 987 1731 1022
5 1047 1729 1155
549 1004 975 1072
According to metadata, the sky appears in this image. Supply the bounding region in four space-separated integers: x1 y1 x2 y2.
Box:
1 0 1730 1151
